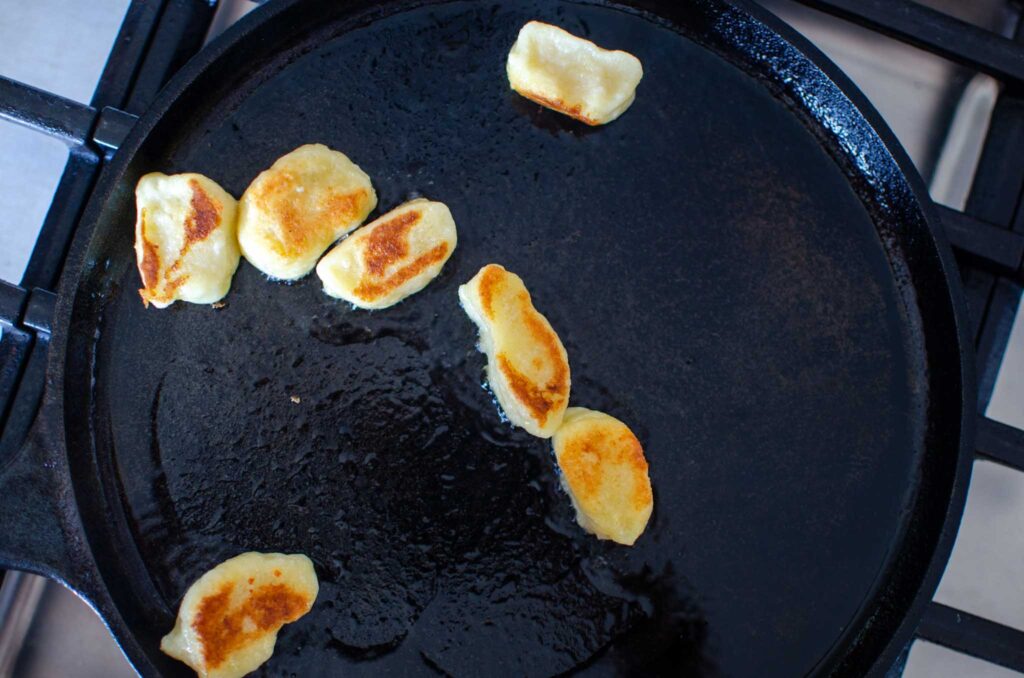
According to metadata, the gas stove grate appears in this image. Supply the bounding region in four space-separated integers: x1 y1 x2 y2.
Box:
0 0 1022 674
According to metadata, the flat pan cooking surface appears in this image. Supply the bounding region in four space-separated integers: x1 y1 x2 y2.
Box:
62 1 949 675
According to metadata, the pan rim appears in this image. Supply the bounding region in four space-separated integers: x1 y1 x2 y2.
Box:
723 1 975 673
43 0 975 675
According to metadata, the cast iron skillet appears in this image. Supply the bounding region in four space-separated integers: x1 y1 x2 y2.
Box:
0 0 974 675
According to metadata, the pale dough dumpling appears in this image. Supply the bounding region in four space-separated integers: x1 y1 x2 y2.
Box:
459 264 570 437
237 143 377 280
553 408 653 545
160 552 318 678
134 172 240 308
316 198 456 309
506 21 643 126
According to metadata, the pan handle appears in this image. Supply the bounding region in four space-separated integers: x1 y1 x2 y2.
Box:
0 337 147 672
0 333 88 591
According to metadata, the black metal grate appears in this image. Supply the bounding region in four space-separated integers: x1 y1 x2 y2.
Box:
0 0 1022 674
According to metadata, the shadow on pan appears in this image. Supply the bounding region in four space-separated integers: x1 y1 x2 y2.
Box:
0 0 972 676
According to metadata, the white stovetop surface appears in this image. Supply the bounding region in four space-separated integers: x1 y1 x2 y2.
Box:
0 1 1022 677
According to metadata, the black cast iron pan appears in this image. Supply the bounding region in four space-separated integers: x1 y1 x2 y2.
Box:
0 0 974 675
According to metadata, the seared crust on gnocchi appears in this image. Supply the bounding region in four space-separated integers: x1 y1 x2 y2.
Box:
160 552 318 678
459 264 570 438
506 21 643 126
237 143 377 280
553 408 653 545
134 172 240 308
316 198 456 309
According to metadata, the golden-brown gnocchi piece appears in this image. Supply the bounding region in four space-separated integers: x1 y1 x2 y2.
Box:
458 264 570 437
237 143 376 280
134 172 240 308
553 408 653 545
507 21 643 126
160 552 318 678
316 198 456 309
